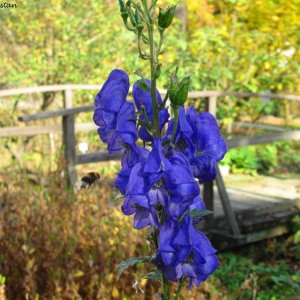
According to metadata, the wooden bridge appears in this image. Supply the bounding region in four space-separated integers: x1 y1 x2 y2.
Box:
1 85 300 249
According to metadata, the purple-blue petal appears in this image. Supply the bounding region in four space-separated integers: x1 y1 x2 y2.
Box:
94 69 129 111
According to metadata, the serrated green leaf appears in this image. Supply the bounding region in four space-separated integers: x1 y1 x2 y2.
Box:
137 79 151 92
189 209 213 219
116 256 152 279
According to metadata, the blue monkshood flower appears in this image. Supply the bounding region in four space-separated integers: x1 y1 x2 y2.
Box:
121 139 171 229
154 215 219 287
94 69 129 111
122 162 160 229
122 139 201 228
93 69 138 152
164 195 205 224
189 196 207 226
163 105 195 159
141 140 199 210
163 151 200 205
106 101 138 152
133 80 169 142
186 106 227 183
143 138 172 187
115 145 149 195
157 216 192 267
180 225 219 288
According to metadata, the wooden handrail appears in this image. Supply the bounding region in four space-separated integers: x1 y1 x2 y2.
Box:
1 85 300 101
19 105 94 122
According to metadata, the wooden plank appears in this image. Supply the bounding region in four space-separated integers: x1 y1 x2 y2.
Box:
240 210 298 233
75 122 97 132
210 224 290 249
245 224 290 243
188 91 300 102
227 130 300 148
19 105 94 122
0 123 97 137
0 125 61 137
0 85 101 97
235 198 300 221
76 152 122 165
231 122 286 132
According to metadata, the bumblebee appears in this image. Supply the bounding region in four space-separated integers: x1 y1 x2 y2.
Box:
80 172 100 189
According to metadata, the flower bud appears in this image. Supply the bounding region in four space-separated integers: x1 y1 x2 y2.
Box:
135 9 144 31
158 6 176 30
168 75 191 106
118 0 128 22
118 0 125 12
126 4 137 27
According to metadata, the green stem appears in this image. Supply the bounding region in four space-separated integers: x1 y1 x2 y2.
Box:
142 0 160 137
123 18 136 32
130 1 146 18
174 279 185 300
140 105 151 127
160 88 169 110
162 273 170 300
171 105 179 144
157 29 164 56
137 31 149 60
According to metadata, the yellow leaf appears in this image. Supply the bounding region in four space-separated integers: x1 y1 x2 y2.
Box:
111 286 119 299
74 271 85 278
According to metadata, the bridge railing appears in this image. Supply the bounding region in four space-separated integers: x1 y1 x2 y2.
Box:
1 85 300 238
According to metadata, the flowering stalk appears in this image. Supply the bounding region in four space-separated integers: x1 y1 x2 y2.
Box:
171 105 179 145
141 0 160 137
93 1 228 299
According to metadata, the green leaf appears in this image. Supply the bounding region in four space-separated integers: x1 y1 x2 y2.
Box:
137 79 151 92
189 209 213 219
116 256 152 279
141 270 161 281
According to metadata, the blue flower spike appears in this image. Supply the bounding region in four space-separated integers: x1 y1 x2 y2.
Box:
94 68 227 291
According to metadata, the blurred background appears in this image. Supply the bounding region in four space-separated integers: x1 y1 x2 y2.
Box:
0 0 300 299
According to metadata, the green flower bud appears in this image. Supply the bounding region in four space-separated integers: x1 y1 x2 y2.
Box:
158 6 176 30
168 74 191 106
126 4 137 27
118 0 126 12
168 72 179 101
135 9 143 31
119 0 128 22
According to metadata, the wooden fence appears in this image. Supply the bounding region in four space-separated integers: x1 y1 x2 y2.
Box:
1 85 300 242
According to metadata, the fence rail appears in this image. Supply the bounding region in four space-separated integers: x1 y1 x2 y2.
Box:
1 84 300 101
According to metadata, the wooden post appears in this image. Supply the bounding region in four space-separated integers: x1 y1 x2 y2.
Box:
206 95 217 117
64 89 73 108
215 166 241 237
205 96 241 237
203 96 217 227
62 114 77 186
203 180 214 227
